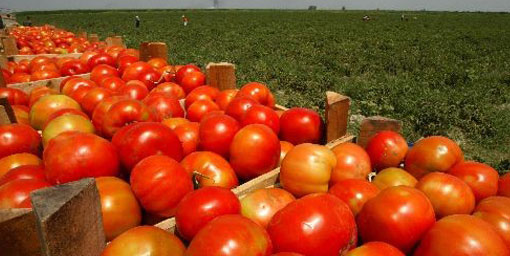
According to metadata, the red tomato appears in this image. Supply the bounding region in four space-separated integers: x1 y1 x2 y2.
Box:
121 61 153 81
44 132 119 184
11 105 30 125
175 64 200 85
185 85 220 109
176 187 241 241
68 85 95 103
404 136 464 179
90 64 119 84
198 114 240 158
8 73 31 83
268 193 356 256
60 59 89 76
237 82 275 108
143 94 185 120
61 77 96 96
366 131 408 171
0 165 46 187
449 161 499 202
240 188 295 228
473 196 510 248
101 226 185 256
117 55 139 74
416 172 475 218
120 80 149 100
138 69 161 90
0 153 42 179
225 96 258 121
180 151 239 189
96 177 142 241
99 76 126 92
101 99 155 138
180 71 206 94
279 141 294 166
30 70 60 81
0 124 41 159
186 214 272 256
130 155 192 217
0 179 51 209
345 242 404 256
91 96 126 136
279 108 324 145
112 122 183 171
500 173 510 197
162 117 189 130
216 89 238 110
80 51 99 64
414 214 509 256
151 82 185 99
29 56 53 71
28 86 57 108
173 122 199 156
186 99 220 122
271 253 304 256
357 186 435 253
330 142 372 185
0 88 29 106
280 143 337 197
147 57 168 69
372 167 418 190
81 87 114 115
328 179 379 216
42 114 94 147
87 53 116 69
241 104 280 134
230 124 280 181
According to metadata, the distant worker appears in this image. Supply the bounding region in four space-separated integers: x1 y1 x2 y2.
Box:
362 15 371 22
0 16 4 29
401 14 409 21
182 15 189 26
135 15 140 28
22 16 32 26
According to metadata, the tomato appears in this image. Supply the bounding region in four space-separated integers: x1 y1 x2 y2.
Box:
500 173 510 197
279 141 294 166
42 112 93 142
271 253 304 256
101 99 155 138
186 99 220 122
28 86 57 108
0 88 29 106
143 95 184 120
0 153 42 179
328 179 379 216
44 132 119 184
414 214 509 256
181 151 239 189
8 73 31 83
87 53 116 69
60 59 89 76
176 187 240 241
91 96 126 135
112 122 183 171
330 142 372 185
173 122 199 156
0 124 41 159
151 82 185 99
404 136 463 179
138 69 161 90
118 48 140 59
120 80 149 100
0 165 46 187
449 161 499 202
357 186 435 253
416 172 475 218
11 105 30 125
162 117 189 130
216 89 238 110
81 87 114 115
230 124 280 181
241 104 280 134
90 64 119 84
225 96 258 121
240 188 295 228
175 64 200 85
237 82 275 108
268 193 356 256
30 70 60 81
117 55 139 74
61 77 96 96
147 57 168 69
31 63 59 73
121 61 153 82
366 131 408 171
473 196 510 248
130 155 192 217
198 114 240 158
29 95 81 130
186 214 272 256
95 177 141 241
372 167 418 190
280 143 336 197
99 76 126 92
0 179 51 209
101 226 185 256
279 108 324 145
345 242 404 256
185 85 220 108
29 56 53 71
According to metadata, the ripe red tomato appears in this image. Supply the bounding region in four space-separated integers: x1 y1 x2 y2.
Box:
198 114 240 158
29 56 53 71
28 86 57 108
175 64 200 85
449 161 499 202
95 177 142 241
101 226 185 256
271 253 304 256
173 122 199 156
185 85 220 108
162 117 189 130
366 131 408 171
216 89 238 110
372 167 418 190
8 73 31 83
0 88 29 106
345 242 404 256
0 179 51 209
81 87 114 115
60 59 89 76
180 71 206 94
151 82 186 99
330 142 372 185
404 136 464 179
91 96 126 136
0 165 46 187
280 143 337 197
279 108 324 145
42 114 95 147
0 124 41 159
499 173 510 197
181 151 239 189
61 77 96 96
138 69 161 90
11 105 30 125
225 96 258 121
328 179 379 216
117 55 139 74
80 51 99 65
268 193 356 256
119 80 149 100
176 187 241 241
279 141 294 166
240 188 295 228
357 186 435 253
147 57 168 69
241 104 280 134
237 82 275 108
473 196 510 247
101 99 155 138
87 53 116 69
130 155 192 217
414 214 509 256
230 124 280 181
121 61 154 81
186 214 272 256
90 64 119 84
30 70 60 81
112 122 183 171
416 172 475 218
99 76 126 92
186 99 220 122
0 153 42 179
143 94 185 120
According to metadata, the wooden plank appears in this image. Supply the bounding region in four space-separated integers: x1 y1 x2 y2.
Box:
206 62 237 91
0 209 41 256
105 36 124 47
2 36 18 55
88 34 99 43
0 97 17 124
31 178 105 256
139 42 168 62
357 116 403 148
7 73 90 94
325 91 350 143
9 53 82 63
0 54 8 69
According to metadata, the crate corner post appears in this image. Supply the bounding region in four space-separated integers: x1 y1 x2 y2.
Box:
358 116 403 148
0 209 41 256
0 97 17 124
206 62 237 91
325 91 351 143
139 41 168 62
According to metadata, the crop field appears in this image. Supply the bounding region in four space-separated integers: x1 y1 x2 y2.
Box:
18 10 510 171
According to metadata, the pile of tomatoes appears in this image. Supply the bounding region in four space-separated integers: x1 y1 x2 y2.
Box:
9 25 105 55
0 55 509 256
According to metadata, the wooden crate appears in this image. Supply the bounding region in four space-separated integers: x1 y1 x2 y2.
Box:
5 73 91 94
7 53 83 63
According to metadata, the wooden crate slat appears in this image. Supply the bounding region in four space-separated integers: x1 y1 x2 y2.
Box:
139 42 168 62
8 53 82 63
7 73 90 94
357 116 403 148
325 91 350 143
0 209 41 256
0 97 17 124
206 62 237 91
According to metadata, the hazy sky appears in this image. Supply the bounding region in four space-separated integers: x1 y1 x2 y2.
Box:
1 0 509 12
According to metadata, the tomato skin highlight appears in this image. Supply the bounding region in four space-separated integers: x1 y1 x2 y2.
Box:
472 196 510 249
328 178 379 216
449 161 499 203
365 131 408 171
330 142 372 185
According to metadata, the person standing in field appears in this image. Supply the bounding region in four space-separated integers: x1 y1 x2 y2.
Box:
135 15 141 28
22 16 32 26
182 15 189 26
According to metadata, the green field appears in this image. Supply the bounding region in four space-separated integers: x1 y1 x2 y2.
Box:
18 10 510 171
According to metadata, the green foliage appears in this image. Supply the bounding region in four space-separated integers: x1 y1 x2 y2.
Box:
19 10 510 171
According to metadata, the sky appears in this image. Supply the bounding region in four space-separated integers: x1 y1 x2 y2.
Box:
1 0 509 12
